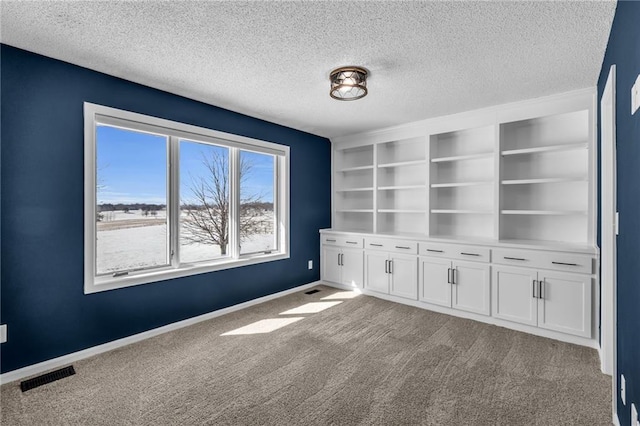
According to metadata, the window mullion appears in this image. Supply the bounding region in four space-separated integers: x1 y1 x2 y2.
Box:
169 136 180 268
230 147 240 259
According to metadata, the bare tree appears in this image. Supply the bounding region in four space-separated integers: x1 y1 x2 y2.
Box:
181 151 266 255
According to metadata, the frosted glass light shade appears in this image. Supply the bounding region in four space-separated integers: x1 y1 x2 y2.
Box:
330 66 368 101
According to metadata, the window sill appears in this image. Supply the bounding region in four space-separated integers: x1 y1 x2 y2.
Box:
85 252 290 294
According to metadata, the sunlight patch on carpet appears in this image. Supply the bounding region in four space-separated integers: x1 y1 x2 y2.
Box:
221 317 304 336
321 290 361 300
279 301 343 315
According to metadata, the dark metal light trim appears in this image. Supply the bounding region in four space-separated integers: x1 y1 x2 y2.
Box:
330 66 368 101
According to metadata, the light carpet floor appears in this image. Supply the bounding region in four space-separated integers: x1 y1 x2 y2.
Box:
1 285 611 425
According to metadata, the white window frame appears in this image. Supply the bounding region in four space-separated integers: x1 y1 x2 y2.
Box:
84 103 290 294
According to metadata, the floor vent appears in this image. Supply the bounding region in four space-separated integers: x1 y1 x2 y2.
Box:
20 366 76 392
305 289 321 295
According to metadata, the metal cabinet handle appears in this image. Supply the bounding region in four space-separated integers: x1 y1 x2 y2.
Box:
389 260 393 274
539 280 544 299
552 261 579 266
447 268 451 284
427 249 443 253
461 252 480 257
395 246 411 249
346 241 358 244
384 260 389 274
504 256 526 261
326 239 336 242
370 243 383 247
452 268 457 284
532 280 538 298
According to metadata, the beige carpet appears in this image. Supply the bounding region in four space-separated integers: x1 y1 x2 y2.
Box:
1 285 611 425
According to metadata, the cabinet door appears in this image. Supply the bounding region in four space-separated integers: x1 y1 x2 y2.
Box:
389 254 418 300
452 260 490 316
322 246 342 284
419 257 452 307
364 251 389 294
491 266 538 326
537 271 592 338
341 248 364 288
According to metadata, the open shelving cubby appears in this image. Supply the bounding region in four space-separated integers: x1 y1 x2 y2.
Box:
376 136 428 235
334 144 374 232
429 126 495 239
499 109 590 244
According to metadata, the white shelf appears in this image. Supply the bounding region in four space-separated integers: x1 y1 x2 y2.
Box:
501 177 587 185
337 165 374 172
431 209 493 214
501 142 587 156
431 181 493 188
501 210 587 216
336 209 374 213
378 209 426 214
378 185 427 191
336 187 374 192
377 159 427 168
431 152 493 163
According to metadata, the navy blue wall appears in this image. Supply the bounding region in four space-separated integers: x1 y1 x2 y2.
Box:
0 45 331 374
597 2 640 424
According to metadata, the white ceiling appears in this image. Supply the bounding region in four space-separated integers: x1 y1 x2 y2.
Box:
0 1 616 139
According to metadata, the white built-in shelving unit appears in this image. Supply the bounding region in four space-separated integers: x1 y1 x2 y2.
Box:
331 89 595 248
429 125 495 239
498 109 590 244
376 136 428 235
324 89 598 348
333 144 374 232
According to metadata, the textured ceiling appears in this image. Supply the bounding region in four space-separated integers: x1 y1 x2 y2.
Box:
0 1 616 139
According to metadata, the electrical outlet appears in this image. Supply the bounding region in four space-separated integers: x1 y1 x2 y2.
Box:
0 324 7 343
632 403 638 426
308 260 313 270
622 374 627 405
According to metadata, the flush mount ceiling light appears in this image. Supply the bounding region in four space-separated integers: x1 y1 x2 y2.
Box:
329 66 368 101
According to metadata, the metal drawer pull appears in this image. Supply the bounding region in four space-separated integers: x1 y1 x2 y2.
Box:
504 256 526 261
426 249 443 253
552 261 579 266
384 260 389 273
447 268 451 284
370 243 383 247
452 268 457 284
346 241 358 244
532 280 538 298
395 246 411 249
461 252 480 257
326 239 336 242
539 280 544 299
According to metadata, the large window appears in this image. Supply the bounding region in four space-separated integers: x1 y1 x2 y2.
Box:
84 103 289 293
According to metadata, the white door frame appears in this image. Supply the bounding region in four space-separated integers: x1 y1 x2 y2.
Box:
600 64 617 418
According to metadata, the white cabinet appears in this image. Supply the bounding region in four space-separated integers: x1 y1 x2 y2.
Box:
492 265 592 338
419 256 490 316
452 260 491 315
321 234 364 288
365 251 418 300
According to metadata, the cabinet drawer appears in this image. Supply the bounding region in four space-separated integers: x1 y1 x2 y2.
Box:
451 245 491 263
365 238 417 254
492 249 542 268
541 253 593 274
419 242 456 258
322 235 363 248
493 249 593 274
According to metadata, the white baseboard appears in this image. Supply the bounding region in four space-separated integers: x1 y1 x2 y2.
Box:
0 281 321 385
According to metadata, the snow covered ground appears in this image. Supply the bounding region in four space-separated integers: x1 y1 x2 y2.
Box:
96 210 275 273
